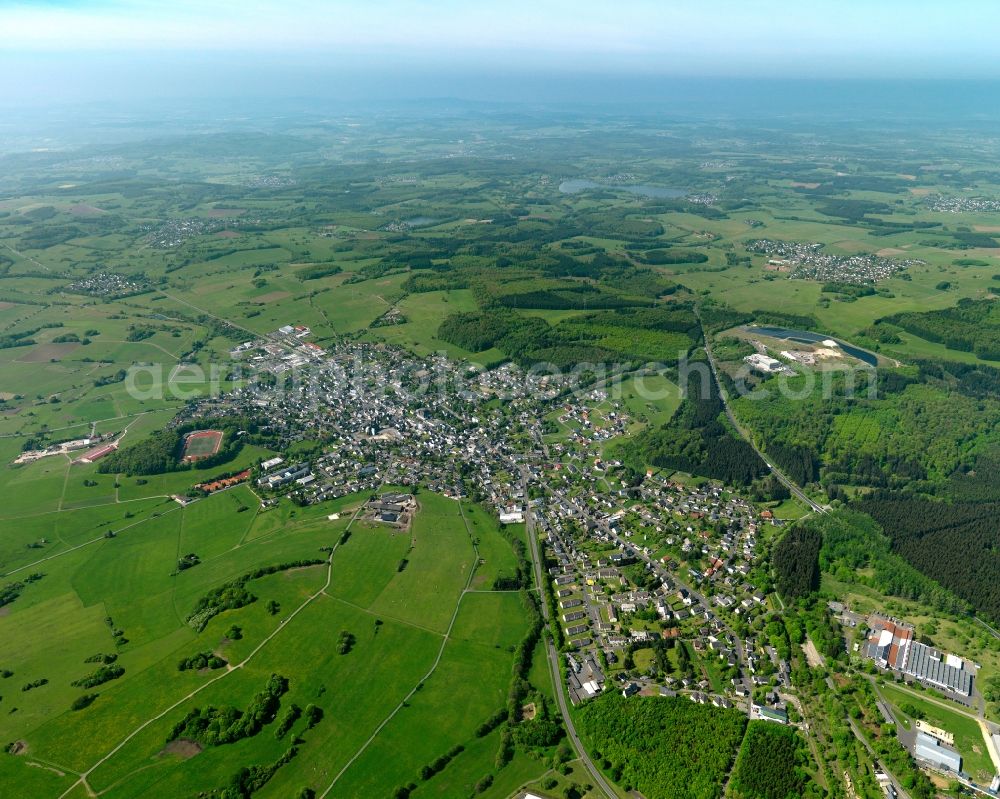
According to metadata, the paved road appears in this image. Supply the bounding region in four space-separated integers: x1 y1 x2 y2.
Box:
521 468 619 799
697 310 827 515
541 479 753 699
846 715 912 799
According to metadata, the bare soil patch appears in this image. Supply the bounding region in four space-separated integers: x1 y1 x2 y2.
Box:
876 247 906 256
521 702 537 721
160 738 203 759
284 563 325 576
253 290 291 305
0 301 17 310
18 342 80 362
790 181 820 189
27 760 65 776
909 187 933 196
68 203 107 217
802 638 825 668
974 225 1000 233
206 208 245 218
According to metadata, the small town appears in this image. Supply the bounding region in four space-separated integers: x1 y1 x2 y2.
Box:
745 238 925 283
148 320 1000 798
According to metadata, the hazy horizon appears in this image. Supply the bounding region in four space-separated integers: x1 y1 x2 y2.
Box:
3 0 1000 109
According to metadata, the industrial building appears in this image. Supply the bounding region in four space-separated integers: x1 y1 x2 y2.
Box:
914 731 962 773
744 353 787 374
862 615 973 696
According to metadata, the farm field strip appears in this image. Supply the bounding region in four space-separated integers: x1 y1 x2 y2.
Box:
1 501 181 578
317 501 482 798
52 498 369 799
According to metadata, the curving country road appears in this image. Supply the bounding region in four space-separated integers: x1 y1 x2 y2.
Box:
521 467 619 799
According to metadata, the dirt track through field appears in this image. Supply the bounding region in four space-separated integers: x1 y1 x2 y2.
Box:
55 496 372 799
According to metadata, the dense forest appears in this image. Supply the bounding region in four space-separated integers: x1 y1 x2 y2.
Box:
167 673 289 747
98 429 182 475
698 300 821 335
881 298 1000 361
98 416 267 476
729 723 813 799
575 692 746 799
857 495 1000 622
437 304 697 368
623 352 767 485
766 442 819 486
810 509 969 615
731 368 1000 493
771 526 822 601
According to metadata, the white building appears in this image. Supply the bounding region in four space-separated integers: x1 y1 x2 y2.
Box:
745 353 787 374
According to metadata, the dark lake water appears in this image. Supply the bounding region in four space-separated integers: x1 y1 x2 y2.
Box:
750 326 879 367
558 179 686 199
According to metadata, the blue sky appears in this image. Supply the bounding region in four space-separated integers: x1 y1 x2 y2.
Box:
1 1 998 105
1 0 997 74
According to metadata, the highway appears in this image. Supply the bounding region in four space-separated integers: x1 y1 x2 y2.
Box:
521 467 620 799
698 311 827 515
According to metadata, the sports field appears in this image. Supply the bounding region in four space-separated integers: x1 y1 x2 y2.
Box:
878 682 996 783
181 429 224 461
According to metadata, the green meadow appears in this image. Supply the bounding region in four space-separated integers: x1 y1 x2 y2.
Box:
0 488 545 798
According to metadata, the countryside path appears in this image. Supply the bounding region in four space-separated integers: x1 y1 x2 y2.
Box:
317 499 482 798
55 499 369 799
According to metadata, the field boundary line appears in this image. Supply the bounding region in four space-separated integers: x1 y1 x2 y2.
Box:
323 594 446 638
1 500 180 578
317 499 481 798
54 499 369 799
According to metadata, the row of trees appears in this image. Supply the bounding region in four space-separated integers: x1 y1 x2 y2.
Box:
70 664 124 689
0 572 43 609
178 652 227 672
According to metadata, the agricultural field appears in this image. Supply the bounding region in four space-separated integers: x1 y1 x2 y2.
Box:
0 488 547 799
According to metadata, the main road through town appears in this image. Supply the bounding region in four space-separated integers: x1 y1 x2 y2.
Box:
521 466 620 799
